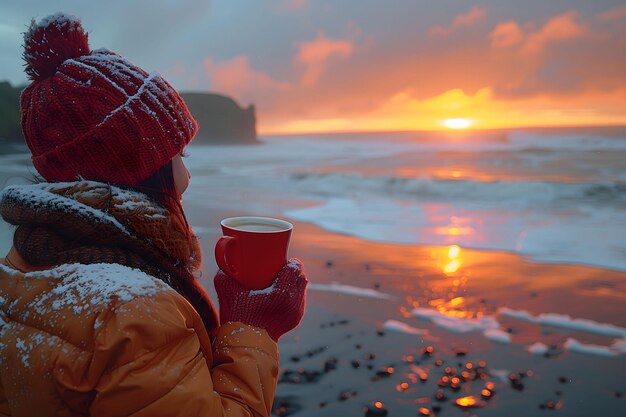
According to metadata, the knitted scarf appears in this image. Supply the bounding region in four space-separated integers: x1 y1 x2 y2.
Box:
0 180 219 337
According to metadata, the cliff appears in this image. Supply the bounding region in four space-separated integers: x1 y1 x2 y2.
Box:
0 82 22 143
0 82 258 145
181 92 259 144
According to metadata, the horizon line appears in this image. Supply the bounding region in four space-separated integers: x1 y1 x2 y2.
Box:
259 123 626 137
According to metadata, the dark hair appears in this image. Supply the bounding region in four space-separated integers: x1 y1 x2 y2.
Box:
131 160 193 240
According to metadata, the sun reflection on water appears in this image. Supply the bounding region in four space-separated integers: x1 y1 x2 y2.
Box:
402 243 490 321
442 244 463 275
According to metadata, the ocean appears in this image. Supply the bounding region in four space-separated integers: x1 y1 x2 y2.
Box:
1 126 625 271
181 126 626 272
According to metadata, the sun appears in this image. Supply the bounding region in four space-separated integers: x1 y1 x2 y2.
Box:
444 118 471 129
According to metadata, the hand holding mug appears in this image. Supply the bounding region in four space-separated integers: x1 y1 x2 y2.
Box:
214 259 308 341
213 216 307 341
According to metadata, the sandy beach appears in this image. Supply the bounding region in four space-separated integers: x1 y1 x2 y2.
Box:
191 214 626 417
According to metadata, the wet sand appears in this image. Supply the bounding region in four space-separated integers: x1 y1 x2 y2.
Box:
192 213 626 417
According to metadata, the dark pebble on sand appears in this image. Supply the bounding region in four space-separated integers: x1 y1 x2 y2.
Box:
558 376 569 384
615 391 623 398
432 405 442 412
437 376 450 388
338 390 357 401
326 260 334 267
290 356 300 363
509 373 525 391
538 400 561 410
363 401 388 416
373 282 381 289
324 358 338 372
454 347 469 357
367 364 374 370
435 389 448 402
365 353 377 360
305 346 327 358
319 402 327 408
279 368 325 384
377 330 386 337
372 366 395 381
351 360 362 369
355 344 362 349
299 369 322 383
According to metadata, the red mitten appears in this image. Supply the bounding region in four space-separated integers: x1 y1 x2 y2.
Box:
214 258 308 342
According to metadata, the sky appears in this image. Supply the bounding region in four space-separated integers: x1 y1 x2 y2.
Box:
1 0 625 134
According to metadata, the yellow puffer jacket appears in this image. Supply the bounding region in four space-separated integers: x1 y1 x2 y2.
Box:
0 249 279 417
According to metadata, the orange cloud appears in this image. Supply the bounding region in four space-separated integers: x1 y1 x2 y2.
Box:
429 6 487 37
261 86 626 134
521 11 587 54
486 9 626 98
203 55 290 101
295 32 353 86
490 21 524 48
598 5 626 21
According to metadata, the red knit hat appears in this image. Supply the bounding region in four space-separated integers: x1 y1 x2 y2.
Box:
20 13 198 186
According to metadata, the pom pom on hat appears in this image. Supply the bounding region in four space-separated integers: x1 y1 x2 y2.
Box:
23 13 90 81
20 13 198 186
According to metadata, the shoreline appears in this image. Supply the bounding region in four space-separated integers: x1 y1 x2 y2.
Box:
190 215 626 416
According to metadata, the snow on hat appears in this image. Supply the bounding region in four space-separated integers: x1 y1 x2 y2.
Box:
20 13 198 185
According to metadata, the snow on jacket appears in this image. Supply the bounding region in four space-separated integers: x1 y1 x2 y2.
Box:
0 253 279 416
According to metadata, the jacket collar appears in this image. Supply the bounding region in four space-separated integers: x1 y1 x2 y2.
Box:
3 246 51 273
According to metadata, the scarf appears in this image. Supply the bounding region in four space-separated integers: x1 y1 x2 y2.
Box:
0 180 219 337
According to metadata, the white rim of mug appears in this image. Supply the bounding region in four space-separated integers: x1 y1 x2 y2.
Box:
221 216 294 233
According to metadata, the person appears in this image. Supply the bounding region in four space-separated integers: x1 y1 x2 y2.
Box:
0 13 307 416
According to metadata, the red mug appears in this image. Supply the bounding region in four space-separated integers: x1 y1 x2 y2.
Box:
215 216 293 290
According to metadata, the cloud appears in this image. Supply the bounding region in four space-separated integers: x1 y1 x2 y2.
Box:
521 11 587 55
202 55 290 102
598 5 626 21
295 32 353 86
485 10 626 98
490 11 589 54
429 6 487 37
489 21 524 48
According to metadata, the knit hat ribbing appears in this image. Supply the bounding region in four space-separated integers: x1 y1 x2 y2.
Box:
21 13 198 186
